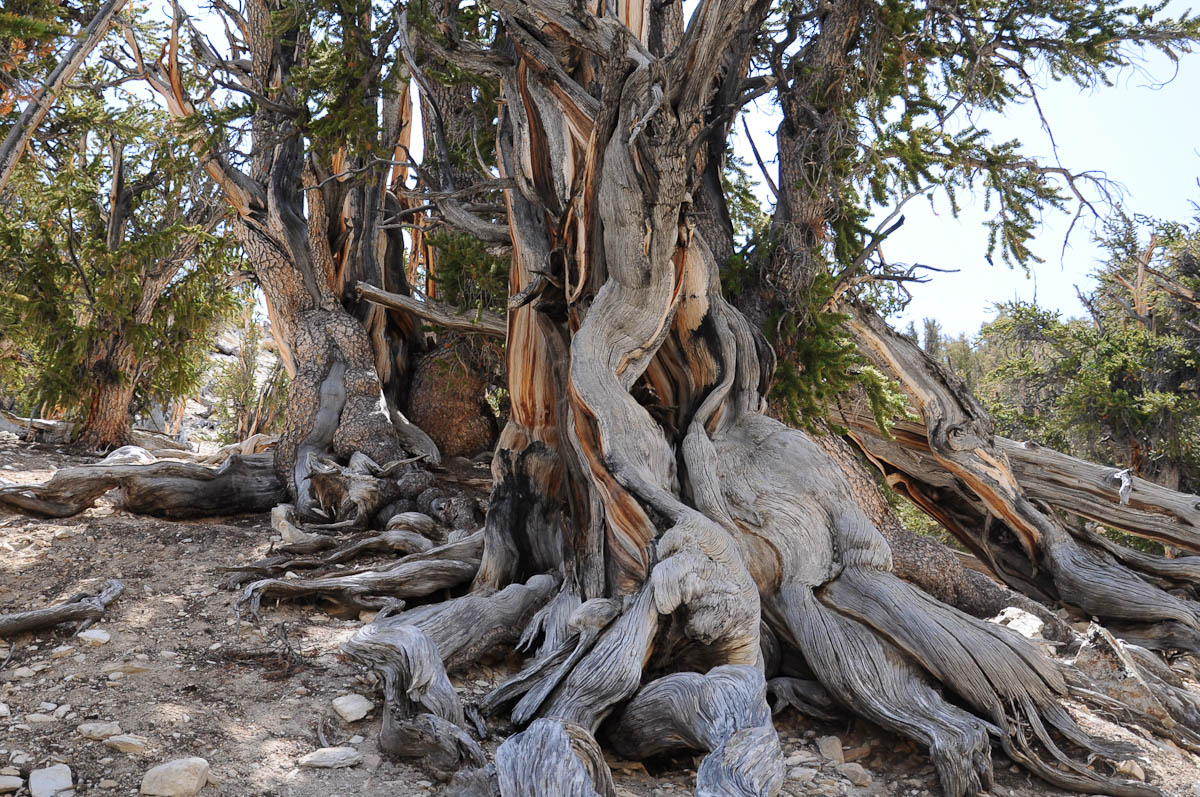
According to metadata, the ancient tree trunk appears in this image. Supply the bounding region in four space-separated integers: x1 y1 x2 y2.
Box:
328 0 1159 794
137 1 436 520
74 340 138 451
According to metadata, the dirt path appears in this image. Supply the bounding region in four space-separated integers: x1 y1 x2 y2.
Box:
2 434 1199 796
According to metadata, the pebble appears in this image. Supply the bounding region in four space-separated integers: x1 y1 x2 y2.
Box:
99 780 118 789
0 704 7 718
25 713 55 725
362 754 381 772
11 667 36 679
104 735 149 754
108 671 125 682
1116 760 1146 782
29 764 72 797
297 747 362 769
139 757 210 796
839 763 872 787
817 736 844 764
349 735 364 744
0 776 21 794
49 646 74 660
78 721 123 740
787 767 817 784
53 705 71 720
331 694 372 723
77 629 111 646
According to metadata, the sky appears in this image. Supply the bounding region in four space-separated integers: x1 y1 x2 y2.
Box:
731 21 1200 337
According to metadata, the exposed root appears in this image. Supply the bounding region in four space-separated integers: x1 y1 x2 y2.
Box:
342 575 556 773
608 665 784 796
235 533 483 616
223 528 435 588
496 718 615 797
0 579 124 637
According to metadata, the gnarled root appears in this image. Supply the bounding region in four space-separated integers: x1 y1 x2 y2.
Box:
608 665 784 796
342 575 556 774
235 532 482 616
496 718 615 797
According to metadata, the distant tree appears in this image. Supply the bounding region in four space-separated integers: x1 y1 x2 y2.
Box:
0 87 240 449
980 215 1200 492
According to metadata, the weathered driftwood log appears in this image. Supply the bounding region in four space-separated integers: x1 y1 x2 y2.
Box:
0 450 284 518
0 579 124 637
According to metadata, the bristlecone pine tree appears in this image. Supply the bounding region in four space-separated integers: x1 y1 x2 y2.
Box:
7 0 1200 794
0 87 239 450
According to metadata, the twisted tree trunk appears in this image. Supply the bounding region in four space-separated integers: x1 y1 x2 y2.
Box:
338 1 1158 795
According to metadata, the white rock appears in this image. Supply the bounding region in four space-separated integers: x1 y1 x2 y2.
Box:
24 713 55 724
78 721 123 740
139 757 210 796
29 764 72 797
0 703 8 718
11 667 35 679
297 747 362 769
817 736 844 764
52 705 71 720
0 775 22 794
331 694 373 723
104 734 148 754
77 629 111 646
988 606 1045 639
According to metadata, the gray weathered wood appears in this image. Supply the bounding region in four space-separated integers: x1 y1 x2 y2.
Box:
0 579 124 637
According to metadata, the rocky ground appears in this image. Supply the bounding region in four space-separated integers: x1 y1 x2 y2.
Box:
3 433 1200 796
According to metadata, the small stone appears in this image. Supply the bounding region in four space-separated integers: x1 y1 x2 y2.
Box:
53 705 71 720
362 754 381 772
25 713 55 725
77 629 111 646
38 702 58 712
331 694 372 723
99 780 118 789
29 764 73 797
53 528 74 540
50 646 75 660
139 757 210 795
11 667 35 679
1115 760 1145 782
78 721 123 740
817 736 844 764
348 735 364 745
297 747 362 769
787 767 817 784
107 671 125 682
104 735 148 754
0 703 8 717
0 776 21 794
839 763 872 787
